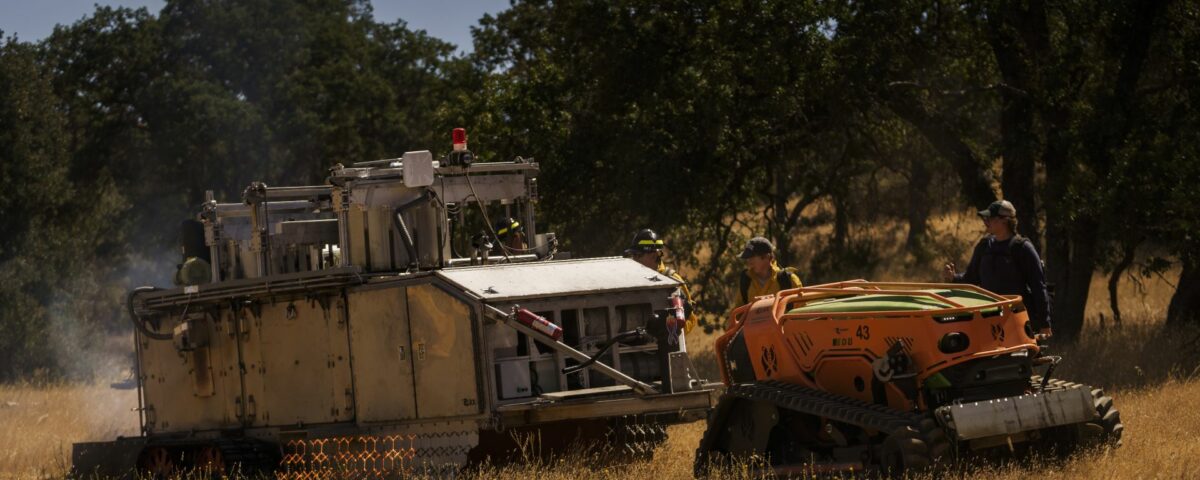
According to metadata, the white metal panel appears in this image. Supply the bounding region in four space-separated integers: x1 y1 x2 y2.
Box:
402 150 435 187
940 387 1097 440
435 257 679 301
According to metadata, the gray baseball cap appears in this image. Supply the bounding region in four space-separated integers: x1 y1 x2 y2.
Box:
739 237 775 259
979 200 1016 219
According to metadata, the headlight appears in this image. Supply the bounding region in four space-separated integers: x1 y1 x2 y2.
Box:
938 332 970 354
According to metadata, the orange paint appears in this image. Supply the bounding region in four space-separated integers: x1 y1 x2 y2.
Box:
716 281 1039 411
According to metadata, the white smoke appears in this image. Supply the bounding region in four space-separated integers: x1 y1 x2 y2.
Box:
46 250 175 385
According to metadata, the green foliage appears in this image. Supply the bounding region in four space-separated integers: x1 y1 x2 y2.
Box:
0 37 126 381
468 1 895 314
2 0 1200 379
466 0 1200 336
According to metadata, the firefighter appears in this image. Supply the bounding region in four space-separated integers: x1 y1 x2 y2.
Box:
174 219 212 286
736 236 802 307
625 229 697 333
942 200 1052 337
493 217 528 252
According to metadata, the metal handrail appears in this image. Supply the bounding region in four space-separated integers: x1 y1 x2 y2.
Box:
767 281 1021 321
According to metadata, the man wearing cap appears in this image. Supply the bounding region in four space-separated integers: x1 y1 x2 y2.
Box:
736 237 803 308
625 229 697 334
943 200 1052 337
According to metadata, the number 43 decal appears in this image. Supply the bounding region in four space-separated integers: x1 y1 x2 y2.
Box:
856 325 870 340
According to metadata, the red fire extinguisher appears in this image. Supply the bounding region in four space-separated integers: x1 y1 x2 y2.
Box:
514 307 563 340
666 295 684 345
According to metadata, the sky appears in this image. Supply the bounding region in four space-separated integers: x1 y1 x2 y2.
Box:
0 0 511 53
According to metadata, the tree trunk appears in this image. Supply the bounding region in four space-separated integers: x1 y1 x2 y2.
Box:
1107 243 1136 326
1050 222 1099 341
1167 259 1200 326
772 166 792 267
906 155 931 256
833 193 849 253
997 96 1041 250
1041 130 1090 341
983 1 1047 251
1039 101 1074 338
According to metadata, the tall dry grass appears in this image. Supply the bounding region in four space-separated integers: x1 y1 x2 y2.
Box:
0 384 137 479
4 312 1194 479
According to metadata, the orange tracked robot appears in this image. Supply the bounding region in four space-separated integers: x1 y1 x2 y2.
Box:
694 280 1122 477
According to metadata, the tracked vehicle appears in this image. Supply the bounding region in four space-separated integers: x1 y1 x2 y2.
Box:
694 280 1123 477
72 133 716 478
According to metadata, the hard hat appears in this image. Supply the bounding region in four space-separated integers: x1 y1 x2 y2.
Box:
494 217 522 238
625 229 664 256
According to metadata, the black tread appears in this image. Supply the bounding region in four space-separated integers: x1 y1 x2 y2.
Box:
608 417 669 459
694 381 943 477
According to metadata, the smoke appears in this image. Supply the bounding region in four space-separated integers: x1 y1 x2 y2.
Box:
46 284 130 384
45 249 176 385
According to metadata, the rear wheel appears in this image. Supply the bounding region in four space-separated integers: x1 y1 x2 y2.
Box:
879 426 930 476
192 445 226 474
918 416 952 463
137 447 179 479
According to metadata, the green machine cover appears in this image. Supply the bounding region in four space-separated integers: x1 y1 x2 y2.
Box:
788 289 1001 314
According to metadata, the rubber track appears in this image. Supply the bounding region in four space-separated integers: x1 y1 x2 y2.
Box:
695 380 927 476
727 380 923 433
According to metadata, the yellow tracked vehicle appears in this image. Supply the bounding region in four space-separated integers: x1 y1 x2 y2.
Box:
72 132 717 478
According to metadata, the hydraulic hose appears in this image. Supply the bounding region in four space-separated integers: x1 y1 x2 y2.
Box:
127 286 172 340
562 328 649 375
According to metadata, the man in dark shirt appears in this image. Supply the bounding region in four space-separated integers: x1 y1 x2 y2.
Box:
942 200 1052 337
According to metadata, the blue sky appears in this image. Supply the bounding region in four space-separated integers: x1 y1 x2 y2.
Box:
0 0 511 53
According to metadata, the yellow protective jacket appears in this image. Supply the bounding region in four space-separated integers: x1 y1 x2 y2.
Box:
736 261 802 306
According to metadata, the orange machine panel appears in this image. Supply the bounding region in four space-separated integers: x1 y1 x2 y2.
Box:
718 281 1040 408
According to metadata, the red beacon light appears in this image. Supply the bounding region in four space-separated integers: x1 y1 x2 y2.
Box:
452 128 468 151
445 127 474 167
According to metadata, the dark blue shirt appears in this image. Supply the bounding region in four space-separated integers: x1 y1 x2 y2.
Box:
954 236 1051 329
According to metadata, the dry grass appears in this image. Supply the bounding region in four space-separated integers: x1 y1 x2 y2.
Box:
4 320 1197 480
0 384 137 479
